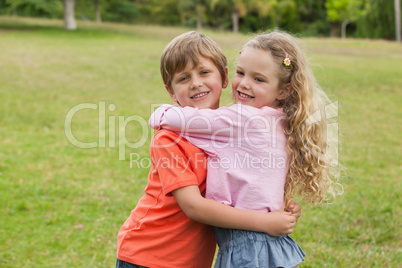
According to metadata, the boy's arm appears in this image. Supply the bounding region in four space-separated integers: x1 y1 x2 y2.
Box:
286 200 302 221
172 185 297 237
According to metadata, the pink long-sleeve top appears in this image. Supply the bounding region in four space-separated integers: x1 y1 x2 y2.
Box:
149 104 289 213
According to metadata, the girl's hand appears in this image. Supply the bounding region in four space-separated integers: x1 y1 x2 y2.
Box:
263 210 296 237
285 200 302 222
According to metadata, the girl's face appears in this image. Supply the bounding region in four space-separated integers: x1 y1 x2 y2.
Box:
232 47 287 109
167 57 228 110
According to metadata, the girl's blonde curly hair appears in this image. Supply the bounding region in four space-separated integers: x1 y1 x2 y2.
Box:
243 31 343 205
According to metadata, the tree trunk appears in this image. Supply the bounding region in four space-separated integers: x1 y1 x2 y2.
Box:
64 0 76 30
232 9 239 33
396 0 401 42
95 0 102 24
274 17 279 30
196 4 202 30
330 23 338 37
196 16 202 30
341 20 350 40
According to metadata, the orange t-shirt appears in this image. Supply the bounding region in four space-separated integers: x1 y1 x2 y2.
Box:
117 130 216 268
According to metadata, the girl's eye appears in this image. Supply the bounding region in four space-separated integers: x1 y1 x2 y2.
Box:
236 71 244 76
255 77 265 82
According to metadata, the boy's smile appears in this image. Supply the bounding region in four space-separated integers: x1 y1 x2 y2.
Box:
167 57 228 109
190 91 210 99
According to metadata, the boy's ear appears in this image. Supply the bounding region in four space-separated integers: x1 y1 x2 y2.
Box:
165 85 178 103
222 67 229 88
277 83 292 100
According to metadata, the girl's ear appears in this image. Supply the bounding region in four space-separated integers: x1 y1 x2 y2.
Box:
277 83 292 100
165 85 178 103
222 67 229 89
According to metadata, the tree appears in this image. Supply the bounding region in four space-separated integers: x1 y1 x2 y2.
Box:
294 0 329 36
326 0 368 38
355 0 397 39
141 0 180 25
95 0 101 23
396 0 401 42
325 0 349 37
178 0 207 29
1 0 62 18
253 0 277 17
64 0 76 30
242 0 297 32
231 1 247 33
210 0 248 33
268 0 296 29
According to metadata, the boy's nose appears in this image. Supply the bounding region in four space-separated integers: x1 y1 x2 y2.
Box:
191 81 203 89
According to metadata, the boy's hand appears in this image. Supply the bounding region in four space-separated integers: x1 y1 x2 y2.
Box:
285 200 301 222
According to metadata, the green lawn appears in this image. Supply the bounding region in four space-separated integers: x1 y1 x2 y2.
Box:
0 16 401 267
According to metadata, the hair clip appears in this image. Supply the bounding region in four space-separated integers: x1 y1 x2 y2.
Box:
283 52 291 66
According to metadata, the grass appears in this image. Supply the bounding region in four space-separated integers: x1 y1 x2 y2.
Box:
0 16 401 267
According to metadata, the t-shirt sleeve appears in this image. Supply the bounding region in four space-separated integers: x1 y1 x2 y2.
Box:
150 131 200 196
149 104 255 154
148 104 176 130
152 105 239 135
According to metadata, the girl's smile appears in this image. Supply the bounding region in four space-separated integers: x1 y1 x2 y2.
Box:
237 90 254 100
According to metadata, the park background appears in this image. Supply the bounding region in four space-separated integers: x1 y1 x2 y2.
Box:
0 0 401 267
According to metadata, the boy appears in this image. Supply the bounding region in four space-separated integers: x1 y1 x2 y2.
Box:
116 31 301 268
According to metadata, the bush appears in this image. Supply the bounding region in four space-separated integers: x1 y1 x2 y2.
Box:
103 1 139 24
0 0 62 18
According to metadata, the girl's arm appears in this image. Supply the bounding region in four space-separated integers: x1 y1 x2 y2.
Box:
173 185 297 237
149 104 244 138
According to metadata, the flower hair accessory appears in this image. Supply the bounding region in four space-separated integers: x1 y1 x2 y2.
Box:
283 52 291 66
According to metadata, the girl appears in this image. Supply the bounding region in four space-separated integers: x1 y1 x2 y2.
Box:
149 31 341 267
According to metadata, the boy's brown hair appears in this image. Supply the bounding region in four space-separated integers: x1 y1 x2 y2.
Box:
160 31 227 93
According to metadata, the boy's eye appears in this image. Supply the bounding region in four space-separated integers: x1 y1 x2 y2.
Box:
178 76 189 82
236 71 244 76
200 70 209 75
255 77 265 82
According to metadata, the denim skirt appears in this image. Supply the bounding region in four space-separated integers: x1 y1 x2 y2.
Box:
213 227 305 268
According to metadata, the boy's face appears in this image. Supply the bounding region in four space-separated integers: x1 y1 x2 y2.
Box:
166 57 228 109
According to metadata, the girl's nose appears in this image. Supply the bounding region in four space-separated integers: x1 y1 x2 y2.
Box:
239 78 250 90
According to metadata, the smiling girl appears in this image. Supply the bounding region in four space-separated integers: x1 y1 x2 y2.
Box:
150 31 341 267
